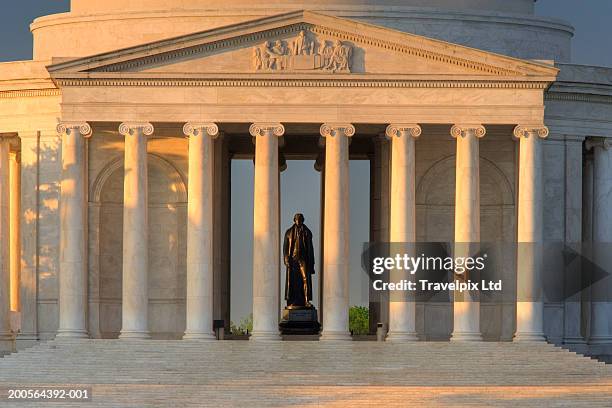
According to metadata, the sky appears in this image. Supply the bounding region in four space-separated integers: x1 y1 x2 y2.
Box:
1 1 611 323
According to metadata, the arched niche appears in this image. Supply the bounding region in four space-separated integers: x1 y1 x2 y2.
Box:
415 154 516 341
89 153 187 339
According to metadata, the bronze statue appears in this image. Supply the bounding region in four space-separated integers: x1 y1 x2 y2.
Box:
283 213 315 308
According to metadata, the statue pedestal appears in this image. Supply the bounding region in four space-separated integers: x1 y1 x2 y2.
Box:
279 307 321 335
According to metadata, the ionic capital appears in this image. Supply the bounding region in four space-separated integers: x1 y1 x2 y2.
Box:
451 124 486 139
585 137 612 151
119 122 154 137
320 123 355 138
385 124 421 140
249 123 285 138
183 122 219 138
56 122 92 138
513 125 549 140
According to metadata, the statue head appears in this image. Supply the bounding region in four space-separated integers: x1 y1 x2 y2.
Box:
293 213 305 226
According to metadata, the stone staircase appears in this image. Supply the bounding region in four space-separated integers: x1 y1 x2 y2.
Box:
0 340 611 407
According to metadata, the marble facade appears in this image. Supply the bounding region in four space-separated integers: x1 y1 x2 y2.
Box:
1 1 612 359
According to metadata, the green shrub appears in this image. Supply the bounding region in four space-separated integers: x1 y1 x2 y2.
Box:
230 313 253 335
349 305 369 335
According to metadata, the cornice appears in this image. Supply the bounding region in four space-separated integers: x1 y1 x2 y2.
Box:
545 92 612 105
53 78 550 89
0 89 61 99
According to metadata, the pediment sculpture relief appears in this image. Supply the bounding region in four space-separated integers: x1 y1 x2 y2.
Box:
253 30 353 73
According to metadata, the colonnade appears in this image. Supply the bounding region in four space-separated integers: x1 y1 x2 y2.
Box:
12 121 603 344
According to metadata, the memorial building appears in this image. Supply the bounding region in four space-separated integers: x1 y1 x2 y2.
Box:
0 0 611 360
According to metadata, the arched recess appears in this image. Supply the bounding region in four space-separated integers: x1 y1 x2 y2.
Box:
415 155 516 341
88 153 187 339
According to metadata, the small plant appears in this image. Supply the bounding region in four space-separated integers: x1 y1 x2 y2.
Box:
349 305 369 335
230 313 253 335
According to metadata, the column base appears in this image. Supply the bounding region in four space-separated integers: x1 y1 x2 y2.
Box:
55 329 89 339
119 330 151 340
183 332 216 341
450 332 483 342
588 336 612 345
386 331 419 342
513 332 546 342
320 331 352 341
563 336 587 345
249 331 281 342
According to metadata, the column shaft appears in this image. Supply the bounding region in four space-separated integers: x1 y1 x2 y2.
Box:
119 122 153 339
563 137 586 346
17 134 38 344
250 123 284 341
183 123 218 340
9 151 20 312
57 123 91 339
451 125 485 342
589 138 612 345
514 125 548 342
320 124 354 341
386 124 421 342
0 138 14 352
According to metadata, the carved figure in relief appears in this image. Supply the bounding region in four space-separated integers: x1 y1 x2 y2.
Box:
292 30 314 56
269 40 287 70
253 30 352 72
253 47 263 70
323 40 352 72
321 41 334 68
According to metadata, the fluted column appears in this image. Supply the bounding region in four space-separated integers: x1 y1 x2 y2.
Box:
9 151 20 313
56 122 92 339
513 125 548 342
183 123 219 341
587 137 612 346
385 124 421 342
250 123 285 341
451 124 485 342
119 122 153 339
320 123 354 341
0 136 14 352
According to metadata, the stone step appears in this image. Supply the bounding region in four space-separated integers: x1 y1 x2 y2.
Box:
1 340 610 406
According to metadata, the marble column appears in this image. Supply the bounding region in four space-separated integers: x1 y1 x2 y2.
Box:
119 122 154 339
0 137 14 352
587 137 612 346
450 124 486 342
56 123 92 339
17 133 39 345
9 150 20 313
249 123 285 341
583 151 594 244
513 125 549 342
563 136 586 347
183 123 219 341
320 123 355 341
386 124 421 342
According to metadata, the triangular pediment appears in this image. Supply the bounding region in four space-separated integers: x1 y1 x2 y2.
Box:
48 10 557 81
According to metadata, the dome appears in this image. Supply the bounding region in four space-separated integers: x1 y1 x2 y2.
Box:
70 0 537 15
32 0 570 63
